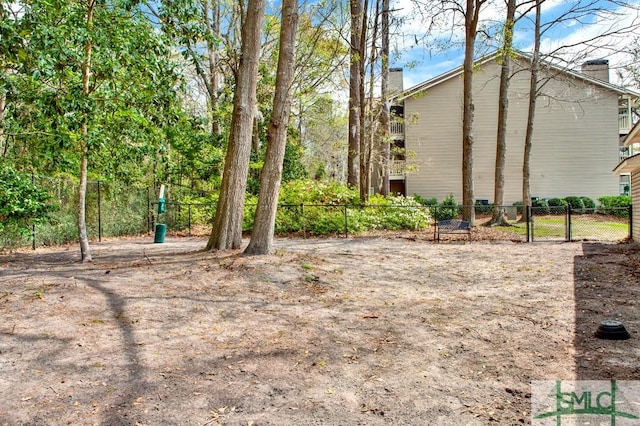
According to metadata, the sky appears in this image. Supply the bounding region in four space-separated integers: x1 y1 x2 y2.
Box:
388 0 640 90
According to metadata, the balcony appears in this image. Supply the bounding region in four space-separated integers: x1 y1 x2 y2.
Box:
389 160 406 179
620 113 631 134
390 121 404 139
620 148 630 162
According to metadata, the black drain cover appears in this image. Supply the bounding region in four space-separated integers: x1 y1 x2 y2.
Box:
595 320 631 340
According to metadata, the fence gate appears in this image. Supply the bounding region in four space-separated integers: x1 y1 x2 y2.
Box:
528 206 631 242
529 205 568 242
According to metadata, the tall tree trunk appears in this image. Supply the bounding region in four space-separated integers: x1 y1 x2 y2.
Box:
348 0 363 189
78 0 95 262
0 90 6 158
204 0 221 136
206 0 265 251
489 0 516 226
359 0 370 202
379 0 390 196
244 0 298 255
462 0 483 225
252 115 260 154
523 0 541 220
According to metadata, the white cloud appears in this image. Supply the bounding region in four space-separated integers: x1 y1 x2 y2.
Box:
392 0 640 87
534 1 640 85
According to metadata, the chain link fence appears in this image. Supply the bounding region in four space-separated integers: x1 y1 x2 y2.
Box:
27 177 152 247
3 179 632 249
428 204 630 242
151 202 631 243
6 176 206 249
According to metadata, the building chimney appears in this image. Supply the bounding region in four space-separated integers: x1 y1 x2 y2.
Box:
389 67 404 95
581 59 609 82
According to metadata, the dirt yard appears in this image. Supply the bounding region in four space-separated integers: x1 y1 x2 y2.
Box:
1 234 639 425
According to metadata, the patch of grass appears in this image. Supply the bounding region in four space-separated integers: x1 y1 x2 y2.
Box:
571 221 628 239
496 216 628 240
301 263 313 270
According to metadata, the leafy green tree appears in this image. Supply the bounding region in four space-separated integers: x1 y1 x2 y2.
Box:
0 165 54 247
300 95 348 181
4 0 183 259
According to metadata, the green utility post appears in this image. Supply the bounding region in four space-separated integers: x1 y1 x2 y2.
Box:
154 184 167 243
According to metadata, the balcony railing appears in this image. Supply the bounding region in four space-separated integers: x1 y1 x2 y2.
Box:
620 113 631 134
390 121 404 138
389 160 406 178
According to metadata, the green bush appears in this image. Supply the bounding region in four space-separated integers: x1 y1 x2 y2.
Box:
532 199 550 215
413 194 438 206
580 196 596 210
364 194 430 231
268 181 430 235
547 198 567 207
510 200 550 215
275 204 305 234
274 180 360 235
564 196 585 212
242 194 258 232
99 185 149 237
0 166 56 248
279 179 360 205
35 212 77 246
176 193 218 229
597 195 631 217
547 198 567 215
284 204 365 236
431 194 459 222
512 201 524 215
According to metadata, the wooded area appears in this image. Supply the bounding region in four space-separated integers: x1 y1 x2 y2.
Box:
1 0 639 256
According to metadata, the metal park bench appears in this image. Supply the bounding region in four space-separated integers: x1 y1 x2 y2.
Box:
436 219 471 242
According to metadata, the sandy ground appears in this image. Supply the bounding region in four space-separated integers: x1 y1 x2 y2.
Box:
1 234 639 425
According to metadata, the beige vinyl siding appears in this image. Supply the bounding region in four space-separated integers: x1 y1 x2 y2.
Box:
632 171 640 241
404 59 620 204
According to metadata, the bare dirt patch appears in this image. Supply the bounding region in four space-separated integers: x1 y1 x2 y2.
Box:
1 235 639 425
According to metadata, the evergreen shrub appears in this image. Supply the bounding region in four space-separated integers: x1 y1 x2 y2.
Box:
0 166 55 248
580 196 596 210
532 199 550 215
564 196 585 212
547 198 567 215
597 195 631 217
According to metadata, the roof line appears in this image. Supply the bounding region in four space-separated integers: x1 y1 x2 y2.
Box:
394 50 640 101
613 152 640 174
623 120 640 147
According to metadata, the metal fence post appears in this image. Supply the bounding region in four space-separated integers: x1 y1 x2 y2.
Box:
147 187 151 233
188 204 192 236
344 205 348 238
526 205 532 243
629 204 633 240
97 180 102 242
301 203 306 239
32 172 36 250
566 206 572 242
